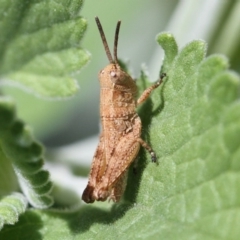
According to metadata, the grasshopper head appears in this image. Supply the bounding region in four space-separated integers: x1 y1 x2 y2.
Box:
98 63 133 88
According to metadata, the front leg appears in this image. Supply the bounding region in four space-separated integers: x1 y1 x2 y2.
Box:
137 73 166 106
109 170 128 202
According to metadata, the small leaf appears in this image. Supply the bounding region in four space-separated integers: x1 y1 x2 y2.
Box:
0 0 89 98
0 97 53 209
0 192 27 230
157 32 178 73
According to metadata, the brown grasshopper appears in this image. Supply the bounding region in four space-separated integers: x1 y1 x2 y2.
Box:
82 17 166 203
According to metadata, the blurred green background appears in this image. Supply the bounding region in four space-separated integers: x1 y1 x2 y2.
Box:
2 0 240 147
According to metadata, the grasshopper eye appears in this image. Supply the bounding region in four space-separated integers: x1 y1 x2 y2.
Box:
110 70 120 84
110 71 117 78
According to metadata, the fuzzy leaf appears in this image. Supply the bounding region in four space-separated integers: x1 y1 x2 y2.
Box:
0 192 27 230
1 33 240 239
0 0 89 98
0 97 53 211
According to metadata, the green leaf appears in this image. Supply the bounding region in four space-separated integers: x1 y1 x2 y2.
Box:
157 32 178 73
1 33 240 239
0 97 53 212
0 193 27 230
0 0 89 98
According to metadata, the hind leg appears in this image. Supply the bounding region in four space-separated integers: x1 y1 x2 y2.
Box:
109 170 128 202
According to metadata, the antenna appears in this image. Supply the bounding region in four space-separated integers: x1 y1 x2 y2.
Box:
113 21 121 64
95 17 113 63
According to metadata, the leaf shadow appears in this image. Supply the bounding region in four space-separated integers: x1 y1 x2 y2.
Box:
0 210 43 240
78 203 132 232
42 202 133 234
123 74 168 203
